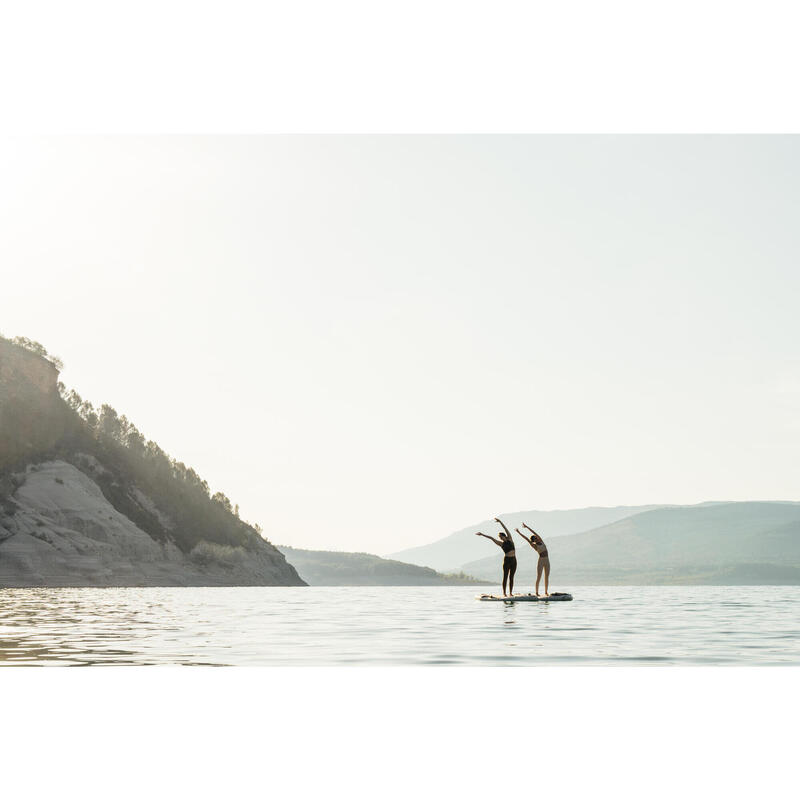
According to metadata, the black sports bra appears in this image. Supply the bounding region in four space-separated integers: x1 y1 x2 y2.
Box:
501 539 515 554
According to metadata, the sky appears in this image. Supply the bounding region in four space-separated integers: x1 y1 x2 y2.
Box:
1 136 799 553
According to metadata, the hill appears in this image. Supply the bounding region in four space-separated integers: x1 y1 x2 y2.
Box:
460 502 800 585
276 546 489 586
389 505 669 571
0 335 304 587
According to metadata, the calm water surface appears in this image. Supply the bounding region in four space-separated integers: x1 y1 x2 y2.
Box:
1 586 798 666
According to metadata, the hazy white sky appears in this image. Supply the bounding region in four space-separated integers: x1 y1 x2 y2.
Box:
2 136 798 553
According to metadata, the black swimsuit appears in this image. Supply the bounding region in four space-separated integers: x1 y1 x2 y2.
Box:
501 538 516 568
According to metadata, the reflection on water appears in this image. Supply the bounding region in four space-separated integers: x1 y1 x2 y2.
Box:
1 586 799 666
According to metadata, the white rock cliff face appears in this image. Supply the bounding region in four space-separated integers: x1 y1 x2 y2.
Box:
0 460 298 587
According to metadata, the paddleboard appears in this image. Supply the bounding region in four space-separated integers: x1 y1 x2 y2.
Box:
477 592 572 602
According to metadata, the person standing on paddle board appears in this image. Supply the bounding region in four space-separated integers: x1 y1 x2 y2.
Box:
475 516 517 596
515 523 550 596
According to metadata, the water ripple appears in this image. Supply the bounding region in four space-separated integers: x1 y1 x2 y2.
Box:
1 585 799 666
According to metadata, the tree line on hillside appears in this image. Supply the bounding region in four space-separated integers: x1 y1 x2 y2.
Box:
54 384 269 552
1 333 268 554
60 386 240 516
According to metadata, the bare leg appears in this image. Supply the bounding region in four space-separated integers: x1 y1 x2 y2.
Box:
536 559 544 596
544 560 550 596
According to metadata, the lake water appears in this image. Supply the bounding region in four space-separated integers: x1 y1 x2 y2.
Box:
1 585 798 666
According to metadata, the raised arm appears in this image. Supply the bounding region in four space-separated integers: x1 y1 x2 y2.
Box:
475 532 503 547
494 517 512 537
522 522 544 544
515 528 535 546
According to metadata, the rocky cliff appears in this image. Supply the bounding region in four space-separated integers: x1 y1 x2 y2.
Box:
0 336 304 587
0 338 70 471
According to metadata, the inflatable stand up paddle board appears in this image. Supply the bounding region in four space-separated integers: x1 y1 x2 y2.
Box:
477 592 573 602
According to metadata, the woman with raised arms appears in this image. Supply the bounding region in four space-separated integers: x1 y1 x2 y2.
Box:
515 523 550 596
475 517 517 597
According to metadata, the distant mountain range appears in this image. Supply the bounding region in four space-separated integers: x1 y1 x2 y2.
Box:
389 505 672 571
276 546 490 586
396 502 800 585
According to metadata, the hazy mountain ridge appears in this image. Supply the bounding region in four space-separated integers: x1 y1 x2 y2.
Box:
0 336 304 587
460 502 800 585
276 546 490 586
389 505 672 571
